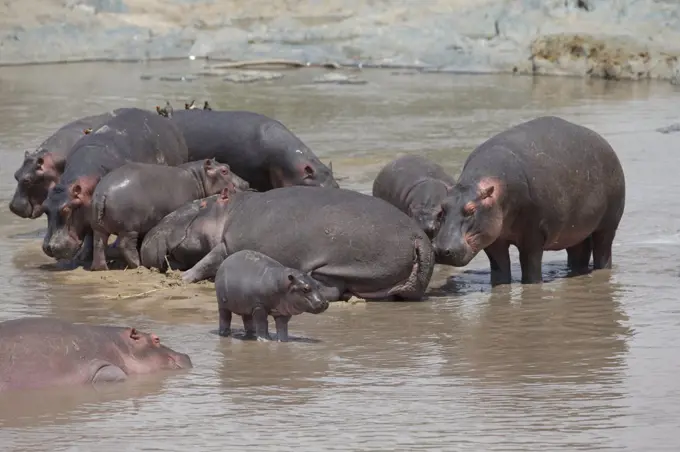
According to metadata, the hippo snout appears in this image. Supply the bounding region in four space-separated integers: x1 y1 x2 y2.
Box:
307 294 329 314
432 244 474 267
9 194 33 219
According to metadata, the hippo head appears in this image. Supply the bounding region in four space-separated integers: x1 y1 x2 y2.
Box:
432 177 504 266
10 150 63 219
199 158 250 195
274 271 329 317
111 327 193 375
41 176 98 260
269 156 339 190
407 179 453 239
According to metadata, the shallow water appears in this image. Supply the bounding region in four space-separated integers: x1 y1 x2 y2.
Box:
0 61 679 451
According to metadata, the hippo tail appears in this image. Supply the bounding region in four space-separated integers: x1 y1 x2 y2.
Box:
387 235 435 301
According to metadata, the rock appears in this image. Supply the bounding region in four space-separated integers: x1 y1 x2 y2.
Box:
313 72 367 85
656 124 680 134
222 70 284 83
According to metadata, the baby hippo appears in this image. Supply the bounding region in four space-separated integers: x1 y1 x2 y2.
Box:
372 154 455 241
91 159 249 271
216 250 330 342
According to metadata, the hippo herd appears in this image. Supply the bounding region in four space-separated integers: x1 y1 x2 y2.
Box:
1 102 626 392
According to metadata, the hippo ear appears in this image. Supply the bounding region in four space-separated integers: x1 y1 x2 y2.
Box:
24 150 30 158
480 185 494 200
129 328 141 341
328 161 333 174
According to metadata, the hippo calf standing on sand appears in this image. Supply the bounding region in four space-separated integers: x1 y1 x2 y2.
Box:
182 186 435 302
432 116 626 286
216 250 329 342
41 107 189 263
0 317 192 392
90 159 249 271
140 187 241 272
9 110 119 219
158 104 339 191
372 154 455 242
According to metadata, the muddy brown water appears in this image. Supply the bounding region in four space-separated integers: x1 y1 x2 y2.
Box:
0 61 679 451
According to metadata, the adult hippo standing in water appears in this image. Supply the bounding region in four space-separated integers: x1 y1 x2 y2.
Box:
181 186 435 302
157 104 338 191
41 107 189 263
140 187 242 272
0 317 192 392
372 154 455 241
432 116 626 286
9 110 119 219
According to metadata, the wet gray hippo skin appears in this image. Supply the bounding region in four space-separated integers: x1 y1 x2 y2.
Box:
9 110 120 219
216 250 330 342
89 159 248 271
0 317 192 393
372 154 455 241
139 188 242 272
182 186 435 302
432 116 626 286
41 107 189 263
163 108 339 191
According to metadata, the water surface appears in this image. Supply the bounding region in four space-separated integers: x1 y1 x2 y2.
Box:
0 62 679 451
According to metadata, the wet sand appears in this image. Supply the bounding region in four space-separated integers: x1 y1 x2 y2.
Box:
0 60 679 451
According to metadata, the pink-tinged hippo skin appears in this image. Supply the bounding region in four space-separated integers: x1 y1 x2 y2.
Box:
0 317 193 393
372 154 456 242
41 107 190 264
216 250 329 342
160 107 339 192
89 158 249 271
9 110 120 219
432 115 626 286
182 186 435 302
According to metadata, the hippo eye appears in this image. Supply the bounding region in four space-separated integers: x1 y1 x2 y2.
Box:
36 157 44 166
303 165 314 177
462 202 476 217
220 168 228 175
302 285 311 293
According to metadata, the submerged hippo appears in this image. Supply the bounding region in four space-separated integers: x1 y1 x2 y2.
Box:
158 104 338 191
216 250 330 342
9 110 119 219
41 107 189 263
0 317 192 392
432 116 626 286
140 187 238 272
90 159 247 270
372 154 455 241
182 186 435 302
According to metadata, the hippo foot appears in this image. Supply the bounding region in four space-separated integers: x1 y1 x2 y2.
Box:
90 260 109 272
218 327 231 337
256 335 273 342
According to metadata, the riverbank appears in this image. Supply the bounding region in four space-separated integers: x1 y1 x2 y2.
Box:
1 0 679 82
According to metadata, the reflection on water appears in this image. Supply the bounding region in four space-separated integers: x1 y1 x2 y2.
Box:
0 61 679 451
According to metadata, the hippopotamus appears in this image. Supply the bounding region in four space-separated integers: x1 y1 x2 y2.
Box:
9 111 119 219
372 154 455 241
89 159 248 270
432 116 626 286
181 186 435 302
216 250 329 341
41 107 189 263
157 104 338 191
0 317 192 392
139 187 240 272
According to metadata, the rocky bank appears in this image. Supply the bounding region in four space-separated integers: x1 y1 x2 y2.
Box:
1 0 679 82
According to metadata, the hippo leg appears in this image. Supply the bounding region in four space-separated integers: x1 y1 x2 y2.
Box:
252 307 271 341
274 315 291 342
118 231 141 269
567 237 592 275
218 307 232 337
91 230 110 271
591 228 616 270
242 314 256 339
90 360 128 384
519 241 544 284
484 240 512 286
182 243 228 283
